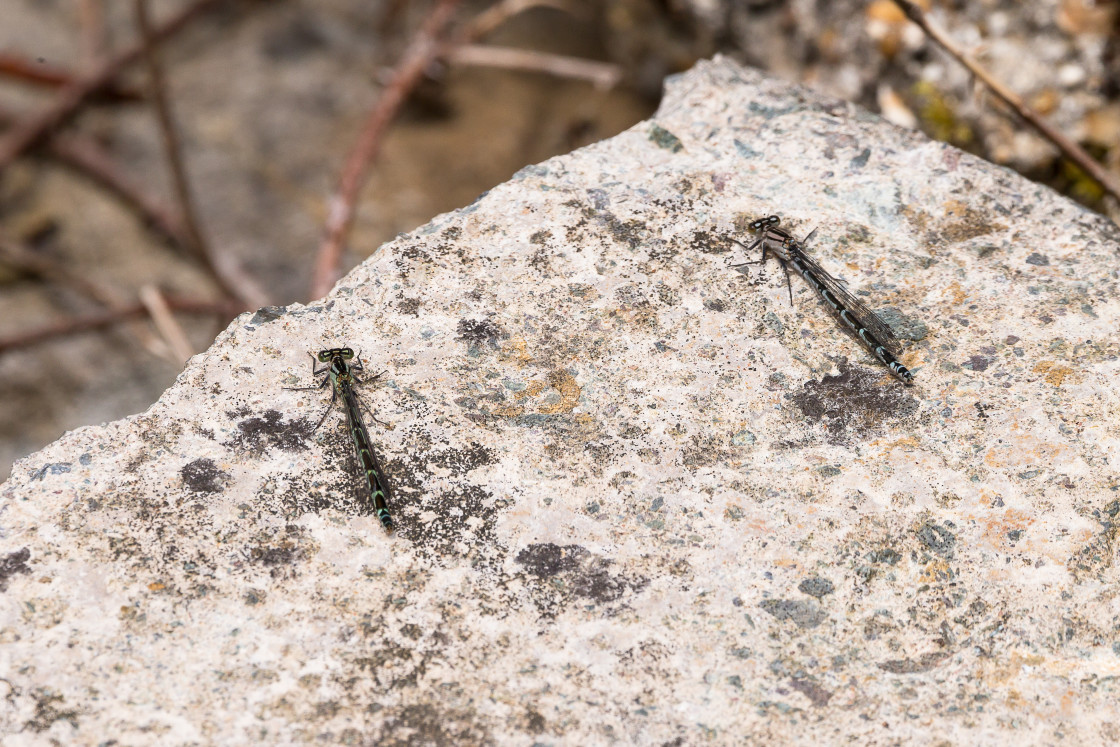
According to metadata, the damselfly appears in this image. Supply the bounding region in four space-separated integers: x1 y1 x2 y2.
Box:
286 347 394 530
731 215 914 384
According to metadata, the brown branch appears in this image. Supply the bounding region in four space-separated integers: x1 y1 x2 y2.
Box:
0 52 142 101
309 0 462 301
0 297 240 355
0 0 228 171
0 103 193 254
134 0 253 308
892 0 1120 203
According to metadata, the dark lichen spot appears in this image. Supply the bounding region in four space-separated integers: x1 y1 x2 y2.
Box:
790 677 833 707
760 598 826 628
703 298 726 312
244 527 309 579
26 689 79 732
375 703 489 746
1026 252 1050 266
30 462 71 481
917 522 956 557
516 543 646 605
248 306 286 326
525 708 546 734
798 576 835 598
690 229 730 255
878 651 949 674
790 359 918 443
516 543 584 577
961 355 991 372
0 547 31 592
398 297 421 316
734 139 760 158
180 458 229 495
648 124 683 153
429 442 496 473
867 548 901 565
849 148 871 169
456 318 504 348
228 410 311 453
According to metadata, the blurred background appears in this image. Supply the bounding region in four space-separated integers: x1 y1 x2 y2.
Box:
1 0 1118 480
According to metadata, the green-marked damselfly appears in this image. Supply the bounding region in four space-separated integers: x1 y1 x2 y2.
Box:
731 215 915 384
286 347 394 531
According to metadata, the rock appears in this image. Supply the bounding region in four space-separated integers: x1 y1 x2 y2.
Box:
2 56 1118 743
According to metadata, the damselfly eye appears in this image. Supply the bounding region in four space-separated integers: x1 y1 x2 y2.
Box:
767 215 780 224
340 348 354 359
317 351 332 362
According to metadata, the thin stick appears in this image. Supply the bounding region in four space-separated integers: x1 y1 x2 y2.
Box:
0 52 141 101
309 0 462 301
449 45 621 88
0 297 240 355
139 284 195 364
0 0 227 171
50 134 190 249
134 0 245 306
892 0 1120 203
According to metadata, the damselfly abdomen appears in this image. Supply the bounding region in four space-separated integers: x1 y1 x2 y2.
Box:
286 347 394 530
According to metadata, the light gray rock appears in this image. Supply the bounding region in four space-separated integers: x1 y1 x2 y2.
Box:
2 56 1119 744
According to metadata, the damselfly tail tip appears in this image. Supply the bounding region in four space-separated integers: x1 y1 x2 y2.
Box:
378 510 394 533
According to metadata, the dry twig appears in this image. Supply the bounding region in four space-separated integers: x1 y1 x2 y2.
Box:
892 0 1120 203
0 0 227 171
449 45 621 88
139 284 196 364
309 0 462 300
134 0 255 308
0 52 141 101
0 297 240 355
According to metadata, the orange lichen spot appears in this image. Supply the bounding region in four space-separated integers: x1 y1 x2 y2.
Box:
1032 361 1076 387
148 582 166 591
978 509 1034 548
538 371 582 415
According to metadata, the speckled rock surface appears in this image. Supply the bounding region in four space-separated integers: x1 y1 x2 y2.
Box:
3 56 1120 744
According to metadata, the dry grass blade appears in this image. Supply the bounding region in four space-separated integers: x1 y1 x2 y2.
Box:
0 297 241 355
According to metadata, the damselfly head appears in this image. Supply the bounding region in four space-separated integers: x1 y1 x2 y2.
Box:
750 215 781 231
316 350 333 362
339 348 355 359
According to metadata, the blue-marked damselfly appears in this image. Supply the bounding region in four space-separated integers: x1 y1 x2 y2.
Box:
731 215 914 384
287 347 394 530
